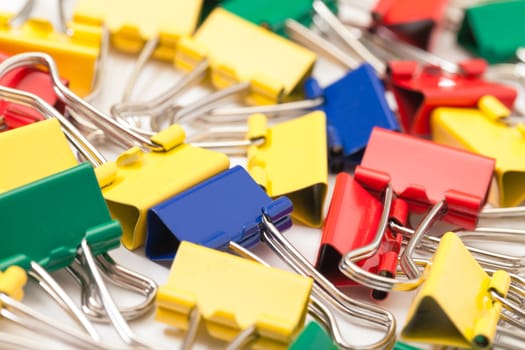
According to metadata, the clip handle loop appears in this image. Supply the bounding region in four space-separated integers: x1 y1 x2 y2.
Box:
0 52 163 151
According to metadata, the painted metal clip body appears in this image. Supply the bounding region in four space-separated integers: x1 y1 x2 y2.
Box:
0 15 102 96
145 166 292 261
72 0 203 60
357 127 495 229
175 8 316 105
316 172 405 299
387 60 517 135
156 241 312 349
431 95 525 207
305 63 398 170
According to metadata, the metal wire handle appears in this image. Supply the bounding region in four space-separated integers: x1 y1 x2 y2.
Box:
0 52 164 151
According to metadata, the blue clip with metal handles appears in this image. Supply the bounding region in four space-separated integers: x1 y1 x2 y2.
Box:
305 63 398 171
145 165 293 261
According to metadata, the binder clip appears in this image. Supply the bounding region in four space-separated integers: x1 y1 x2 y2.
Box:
0 52 231 250
190 111 328 227
288 322 338 350
175 8 317 105
387 59 518 135
145 165 293 260
305 64 398 169
0 163 157 348
371 0 449 49
357 127 495 229
0 73 160 326
0 5 104 96
156 241 313 349
315 172 406 300
195 14 398 171
336 127 496 294
244 213 398 349
0 52 67 130
457 0 525 63
72 0 203 61
0 266 112 350
402 232 525 349
221 0 338 38
431 95 525 208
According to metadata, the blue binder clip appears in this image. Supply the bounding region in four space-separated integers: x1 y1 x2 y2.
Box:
145 165 293 260
305 64 398 171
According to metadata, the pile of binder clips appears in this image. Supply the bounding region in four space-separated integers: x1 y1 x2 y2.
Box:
1 0 525 349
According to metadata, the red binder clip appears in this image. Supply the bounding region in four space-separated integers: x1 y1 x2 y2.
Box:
315 172 406 300
0 52 66 130
357 127 495 230
387 59 517 135
372 0 448 49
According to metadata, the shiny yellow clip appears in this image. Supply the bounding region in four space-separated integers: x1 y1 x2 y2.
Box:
0 15 102 96
175 8 316 105
0 119 77 192
100 130 229 250
72 0 203 60
247 111 328 227
156 241 312 349
431 95 525 207
402 232 510 349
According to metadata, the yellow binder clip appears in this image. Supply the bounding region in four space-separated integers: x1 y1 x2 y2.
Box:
175 8 316 105
72 0 203 60
189 111 328 227
156 241 312 349
0 8 103 97
246 112 328 227
0 52 230 250
431 95 525 207
402 232 525 349
0 118 78 192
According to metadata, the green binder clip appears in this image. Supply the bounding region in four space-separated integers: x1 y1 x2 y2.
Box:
0 83 159 346
457 0 525 63
289 322 338 350
221 0 337 38
0 163 157 348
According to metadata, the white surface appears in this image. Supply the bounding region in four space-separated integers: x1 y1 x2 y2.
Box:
0 1 521 350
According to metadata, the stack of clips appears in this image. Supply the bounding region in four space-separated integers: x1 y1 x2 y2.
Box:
0 0 525 349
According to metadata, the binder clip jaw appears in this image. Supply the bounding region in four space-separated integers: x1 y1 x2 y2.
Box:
387 60 518 135
371 0 449 50
357 127 495 230
0 10 104 97
145 166 293 261
457 0 525 64
174 8 317 105
432 95 525 208
72 0 204 61
315 172 405 300
221 0 338 38
304 63 399 171
155 241 313 349
402 232 525 350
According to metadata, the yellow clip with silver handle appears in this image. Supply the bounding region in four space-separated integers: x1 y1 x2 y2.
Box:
246 111 328 227
431 95 525 207
156 241 312 349
175 8 316 105
0 14 102 97
402 232 511 349
72 0 203 61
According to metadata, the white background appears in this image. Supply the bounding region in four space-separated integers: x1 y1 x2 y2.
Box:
0 1 521 349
